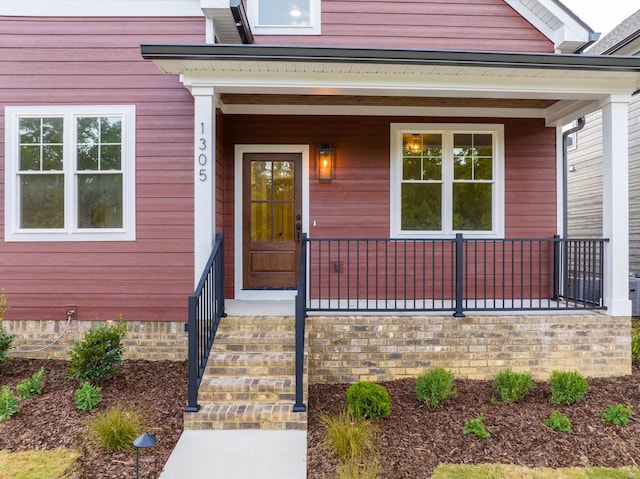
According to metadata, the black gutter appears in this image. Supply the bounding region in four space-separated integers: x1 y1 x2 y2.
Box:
141 44 640 72
230 0 253 44
601 30 640 56
562 117 586 239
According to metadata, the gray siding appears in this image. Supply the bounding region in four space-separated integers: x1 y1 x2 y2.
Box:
567 94 640 273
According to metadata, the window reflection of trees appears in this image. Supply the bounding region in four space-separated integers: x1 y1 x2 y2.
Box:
250 160 295 242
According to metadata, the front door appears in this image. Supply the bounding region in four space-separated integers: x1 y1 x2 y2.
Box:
243 153 302 289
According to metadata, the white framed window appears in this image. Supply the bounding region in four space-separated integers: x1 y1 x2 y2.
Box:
390 123 504 238
4 105 136 242
563 121 578 151
247 0 321 35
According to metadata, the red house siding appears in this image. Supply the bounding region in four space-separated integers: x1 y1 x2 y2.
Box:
0 17 204 321
253 0 554 52
223 115 556 298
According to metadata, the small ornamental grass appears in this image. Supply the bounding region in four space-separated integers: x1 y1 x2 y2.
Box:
544 410 572 434
0 290 14 363
492 368 534 405
415 368 456 408
16 366 45 400
549 370 589 406
75 382 102 411
337 459 382 479
462 415 491 439
90 407 145 452
68 319 127 384
321 411 377 462
346 382 391 420
601 404 633 427
632 329 640 363
0 385 19 421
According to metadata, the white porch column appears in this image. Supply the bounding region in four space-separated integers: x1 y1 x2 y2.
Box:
602 94 632 316
192 87 216 286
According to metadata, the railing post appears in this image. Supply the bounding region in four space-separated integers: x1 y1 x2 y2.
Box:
293 234 307 412
552 234 561 301
453 233 465 317
215 232 226 320
186 294 200 412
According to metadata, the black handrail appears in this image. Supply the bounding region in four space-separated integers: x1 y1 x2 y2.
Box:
186 233 225 413
302 236 607 314
293 233 308 412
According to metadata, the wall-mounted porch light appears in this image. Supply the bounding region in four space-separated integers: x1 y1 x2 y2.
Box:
318 144 334 183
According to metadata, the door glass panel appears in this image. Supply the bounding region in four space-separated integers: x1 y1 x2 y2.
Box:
274 161 294 200
250 159 296 242
273 203 294 241
251 203 272 241
251 161 272 201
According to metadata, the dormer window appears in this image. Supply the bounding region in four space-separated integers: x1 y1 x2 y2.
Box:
248 0 321 35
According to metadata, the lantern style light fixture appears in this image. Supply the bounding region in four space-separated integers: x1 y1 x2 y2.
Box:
318 144 334 183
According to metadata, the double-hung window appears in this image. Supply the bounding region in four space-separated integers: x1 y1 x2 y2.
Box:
247 0 321 35
4 105 136 241
390 123 504 238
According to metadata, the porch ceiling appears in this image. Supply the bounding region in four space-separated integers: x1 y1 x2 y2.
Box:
141 44 640 125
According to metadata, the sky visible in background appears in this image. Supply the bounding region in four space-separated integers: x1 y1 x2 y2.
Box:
559 0 639 37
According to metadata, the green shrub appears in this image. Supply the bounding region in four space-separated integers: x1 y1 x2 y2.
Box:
492 368 534 405
0 290 14 363
549 370 588 406
415 368 456 408
321 411 377 461
346 381 391 420
75 382 102 411
16 366 45 399
601 404 633 427
462 415 491 439
632 329 640 362
544 410 572 434
0 385 19 421
68 319 127 384
91 407 145 452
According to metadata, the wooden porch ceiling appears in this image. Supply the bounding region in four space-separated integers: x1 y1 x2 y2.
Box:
219 94 558 109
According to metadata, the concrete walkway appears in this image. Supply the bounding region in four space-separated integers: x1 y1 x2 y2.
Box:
159 430 307 479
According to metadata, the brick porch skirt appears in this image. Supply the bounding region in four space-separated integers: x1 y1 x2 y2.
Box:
4 313 632 381
306 313 631 382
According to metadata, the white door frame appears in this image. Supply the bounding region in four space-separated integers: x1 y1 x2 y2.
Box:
234 144 310 300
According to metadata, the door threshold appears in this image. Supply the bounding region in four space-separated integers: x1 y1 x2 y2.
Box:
226 299 295 316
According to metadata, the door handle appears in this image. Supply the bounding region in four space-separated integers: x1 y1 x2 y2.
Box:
295 222 301 243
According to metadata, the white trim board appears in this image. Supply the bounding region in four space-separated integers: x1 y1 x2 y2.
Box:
233 144 310 301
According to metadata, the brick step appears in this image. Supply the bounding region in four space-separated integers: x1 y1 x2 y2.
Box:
211 331 295 352
183 401 307 431
204 351 296 376
198 376 297 402
216 316 295 333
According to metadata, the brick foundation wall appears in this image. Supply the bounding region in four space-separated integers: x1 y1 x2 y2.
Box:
4 320 187 361
307 313 632 382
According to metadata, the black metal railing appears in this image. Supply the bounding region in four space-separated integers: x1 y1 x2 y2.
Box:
302 235 607 315
293 233 308 412
292 234 605 412
186 233 225 412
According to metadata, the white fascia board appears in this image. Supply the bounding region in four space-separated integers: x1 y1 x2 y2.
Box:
179 68 638 101
544 99 602 126
503 0 592 53
0 0 203 16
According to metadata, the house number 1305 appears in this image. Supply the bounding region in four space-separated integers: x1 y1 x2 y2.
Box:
198 122 208 182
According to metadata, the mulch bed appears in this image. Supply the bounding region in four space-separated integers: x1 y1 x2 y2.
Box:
2 358 640 478
0 358 186 479
307 363 640 478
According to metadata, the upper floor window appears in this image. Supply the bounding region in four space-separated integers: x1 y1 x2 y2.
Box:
248 0 321 35
4 105 136 242
390 123 505 238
